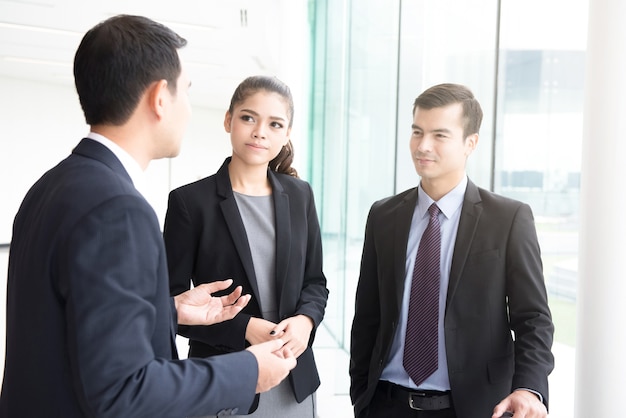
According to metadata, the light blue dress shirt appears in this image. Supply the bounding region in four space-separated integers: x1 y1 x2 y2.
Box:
379 176 467 391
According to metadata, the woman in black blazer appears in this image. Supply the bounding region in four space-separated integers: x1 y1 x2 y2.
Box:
163 75 328 417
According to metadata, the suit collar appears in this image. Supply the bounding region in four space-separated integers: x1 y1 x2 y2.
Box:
73 138 132 184
215 157 286 196
85 132 146 193
216 157 234 198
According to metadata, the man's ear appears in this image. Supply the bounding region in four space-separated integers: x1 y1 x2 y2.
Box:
465 133 479 156
223 111 232 133
148 80 169 120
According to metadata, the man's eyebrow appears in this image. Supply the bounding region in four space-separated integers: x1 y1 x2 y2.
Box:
411 124 452 134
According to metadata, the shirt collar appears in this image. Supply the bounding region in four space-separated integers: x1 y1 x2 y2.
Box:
86 131 147 196
417 175 467 220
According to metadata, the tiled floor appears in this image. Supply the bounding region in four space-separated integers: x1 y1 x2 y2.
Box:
311 326 353 418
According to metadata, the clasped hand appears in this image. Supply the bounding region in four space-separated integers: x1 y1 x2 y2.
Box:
246 314 314 358
174 279 251 325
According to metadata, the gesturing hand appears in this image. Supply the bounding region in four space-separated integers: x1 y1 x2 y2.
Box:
174 279 251 325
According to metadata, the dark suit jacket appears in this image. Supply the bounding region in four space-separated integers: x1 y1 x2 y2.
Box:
163 157 328 403
0 139 258 418
349 180 554 418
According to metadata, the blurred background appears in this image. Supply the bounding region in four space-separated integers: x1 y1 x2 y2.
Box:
1 0 591 416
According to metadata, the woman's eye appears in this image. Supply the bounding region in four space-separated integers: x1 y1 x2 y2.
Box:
271 122 284 129
241 115 254 122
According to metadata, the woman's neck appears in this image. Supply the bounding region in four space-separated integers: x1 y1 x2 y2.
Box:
228 158 272 196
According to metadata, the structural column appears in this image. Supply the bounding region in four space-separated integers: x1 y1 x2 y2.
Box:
575 0 626 416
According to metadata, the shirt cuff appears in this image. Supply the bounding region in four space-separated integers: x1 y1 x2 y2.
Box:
515 388 543 403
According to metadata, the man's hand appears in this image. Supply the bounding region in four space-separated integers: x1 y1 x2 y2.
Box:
492 389 547 418
246 339 296 393
268 314 314 358
174 279 251 325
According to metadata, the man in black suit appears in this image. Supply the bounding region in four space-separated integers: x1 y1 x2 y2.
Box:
0 15 295 418
349 83 554 418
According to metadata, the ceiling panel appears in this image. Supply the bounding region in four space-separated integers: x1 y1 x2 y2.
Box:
0 0 288 109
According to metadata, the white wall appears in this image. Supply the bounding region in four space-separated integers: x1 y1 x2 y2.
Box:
0 77 235 243
0 78 86 244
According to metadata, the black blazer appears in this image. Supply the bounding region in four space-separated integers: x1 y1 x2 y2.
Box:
0 139 258 418
163 157 329 403
349 180 554 418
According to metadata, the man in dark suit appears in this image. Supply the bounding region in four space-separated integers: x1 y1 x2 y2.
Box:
0 15 295 418
349 83 554 418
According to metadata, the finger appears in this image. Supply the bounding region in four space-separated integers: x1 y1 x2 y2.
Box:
283 340 305 358
264 338 286 352
221 286 243 305
272 346 292 360
233 294 251 308
491 402 509 418
269 329 285 337
197 279 233 295
282 346 296 365
270 320 288 336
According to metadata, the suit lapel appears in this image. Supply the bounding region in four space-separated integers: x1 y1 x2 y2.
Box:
447 180 482 305
216 160 262 303
270 173 290 313
393 189 419 309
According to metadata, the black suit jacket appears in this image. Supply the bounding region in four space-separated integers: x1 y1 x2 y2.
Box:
0 139 257 418
163 157 328 403
349 180 554 418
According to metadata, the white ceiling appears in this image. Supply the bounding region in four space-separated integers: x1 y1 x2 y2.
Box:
0 0 296 109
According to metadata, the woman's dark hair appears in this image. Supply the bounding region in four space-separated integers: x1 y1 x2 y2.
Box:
74 15 187 126
413 83 483 139
228 75 298 177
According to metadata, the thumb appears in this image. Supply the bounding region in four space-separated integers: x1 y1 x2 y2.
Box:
491 402 509 418
270 319 287 336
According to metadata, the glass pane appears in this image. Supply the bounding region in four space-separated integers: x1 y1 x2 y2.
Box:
496 1 588 416
309 0 400 346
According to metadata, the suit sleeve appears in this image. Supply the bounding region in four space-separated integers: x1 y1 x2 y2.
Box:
506 203 555 406
163 189 252 351
349 203 382 406
62 195 257 418
163 189 198 296
293 184 328 333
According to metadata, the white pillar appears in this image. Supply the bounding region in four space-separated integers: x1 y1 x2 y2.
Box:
575 1 626 416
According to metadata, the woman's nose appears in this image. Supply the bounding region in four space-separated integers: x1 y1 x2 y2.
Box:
253 125 266 139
